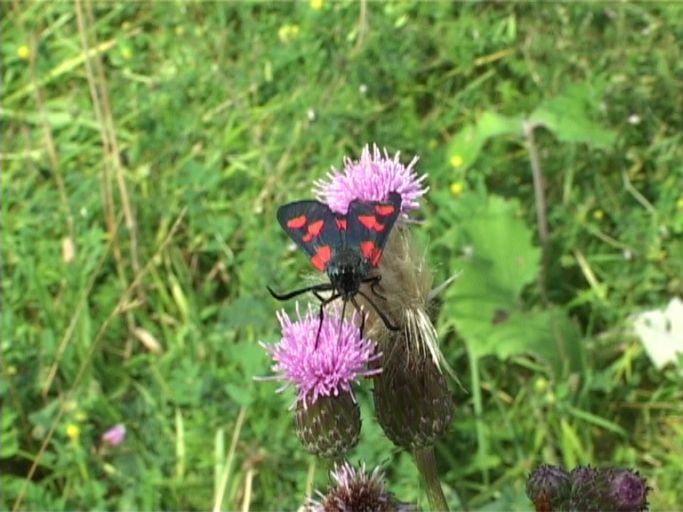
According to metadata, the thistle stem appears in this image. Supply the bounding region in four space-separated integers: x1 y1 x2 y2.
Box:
414 446 449 511
524 120 549 304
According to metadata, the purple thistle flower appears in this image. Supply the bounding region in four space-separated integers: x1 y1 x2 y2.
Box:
314 143 427 215
604 468 649 511
260 304 380 408
526 464 571 511
101 424 126 447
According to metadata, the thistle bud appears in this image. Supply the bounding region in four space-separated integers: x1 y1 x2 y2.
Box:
306 461 413 512
372 332 454 449
260 305 380 459
597 468 650 512
527 464 651 512
526 464 571 512
296 392 360 459
568 465 600 511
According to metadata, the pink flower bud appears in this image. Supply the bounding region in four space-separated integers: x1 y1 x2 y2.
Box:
101 424 126 447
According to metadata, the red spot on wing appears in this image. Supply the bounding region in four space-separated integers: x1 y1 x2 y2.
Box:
360 241 383 266
317 245 332 262
287 215 307 229
311 245 332 272
302 219 325 242
311 254 325 271
308 219 324 236
358 215 385 232
335 218 347 230
361 240 376 259
375 204 395 216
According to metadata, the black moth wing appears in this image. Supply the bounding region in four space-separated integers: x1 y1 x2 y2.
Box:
346 191 402 268
276 200 343 272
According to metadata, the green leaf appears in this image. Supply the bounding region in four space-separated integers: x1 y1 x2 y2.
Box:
454 305 582 373
441 193 580 372
447 111 523 171
529 83 616 148
464 195 540 295
1 410 19 458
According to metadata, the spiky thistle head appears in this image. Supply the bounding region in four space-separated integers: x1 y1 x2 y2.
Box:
314 143 427 216
260 303 380 408
372 331 454 450
526 464 571 512
306 461 413 512
599 468 650 512
260 304 381 458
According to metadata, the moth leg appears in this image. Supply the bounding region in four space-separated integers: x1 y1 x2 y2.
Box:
267 283 333 301
350 296 366 339
357 289 400 331
337 298 348 342
312 289 334 302
315 292 341 348
362 275 387 301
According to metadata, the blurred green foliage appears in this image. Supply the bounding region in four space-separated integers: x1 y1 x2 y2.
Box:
2 1 683 510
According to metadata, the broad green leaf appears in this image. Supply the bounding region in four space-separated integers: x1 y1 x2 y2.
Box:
441 193 580 371
447 111 523 171
455 306 582 373
529 83 616 148
1 410 19 458
464 195 540 295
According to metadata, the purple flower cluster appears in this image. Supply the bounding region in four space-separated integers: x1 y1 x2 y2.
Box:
527 464 650 512
261 305 380 408
315 144 427 215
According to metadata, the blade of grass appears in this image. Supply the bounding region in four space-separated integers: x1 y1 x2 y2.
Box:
12 209 187 512
213 407 247 512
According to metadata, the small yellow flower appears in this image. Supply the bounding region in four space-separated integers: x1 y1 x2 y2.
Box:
175 26 185 36
7 365 17 376
450 181 464 197
593 209 604 220
310 0 324 10
676 197 683 211
17 45 30 60
278 24 300 43
66 424 80 440
449 154 464 168
534 377 548 393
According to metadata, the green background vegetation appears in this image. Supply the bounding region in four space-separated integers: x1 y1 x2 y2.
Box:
3 2 683 510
